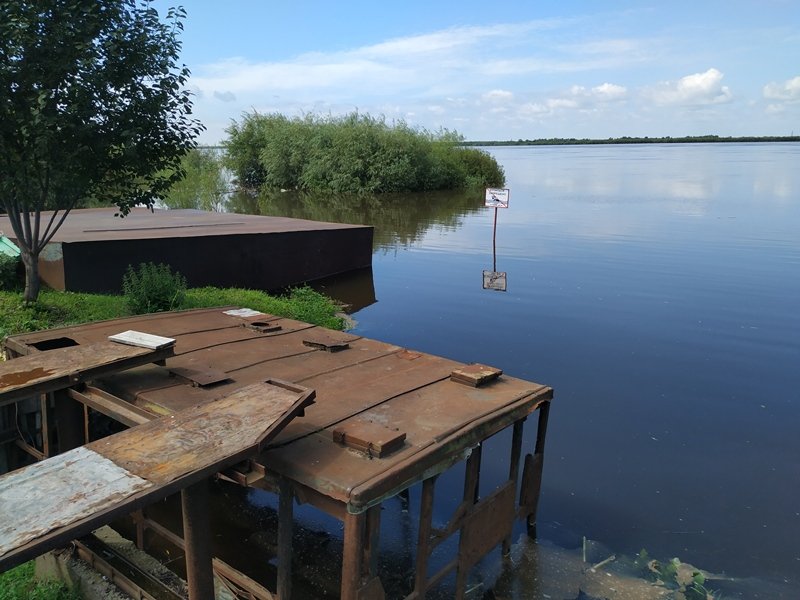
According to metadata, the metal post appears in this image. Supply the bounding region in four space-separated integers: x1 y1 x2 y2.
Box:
520 401 551 537
455 445 482 598
414 476 437 598
181 479 215 600
277 477 293 600
503 418 525 555
341 511 366 600
492 208 498 272
53 390 84 453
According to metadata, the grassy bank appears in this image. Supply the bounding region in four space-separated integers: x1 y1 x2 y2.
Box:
0 561 80 600
0 286 345 339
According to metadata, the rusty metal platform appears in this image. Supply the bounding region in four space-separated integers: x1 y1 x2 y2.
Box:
0 379 313 576
0 207 373 292
2 309 553 599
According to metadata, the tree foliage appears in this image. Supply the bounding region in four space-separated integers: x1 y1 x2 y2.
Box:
224 112 505 195
161 147 228 211
0 0 203 302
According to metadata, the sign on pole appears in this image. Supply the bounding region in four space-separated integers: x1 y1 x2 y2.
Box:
482 270 507 292
485 188 509 208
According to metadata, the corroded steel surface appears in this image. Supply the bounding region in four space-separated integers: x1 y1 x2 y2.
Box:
0 341 174 407
0 207 367 243
0 378 312 570
5 308 553 514
0 208 374 294
0 446 151 558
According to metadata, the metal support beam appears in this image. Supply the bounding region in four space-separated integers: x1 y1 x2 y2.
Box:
341 511 366 600
277 477 293 600
181 479 215 600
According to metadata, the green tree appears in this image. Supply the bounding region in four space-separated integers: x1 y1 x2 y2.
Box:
0 0 203 302
162 148 228 211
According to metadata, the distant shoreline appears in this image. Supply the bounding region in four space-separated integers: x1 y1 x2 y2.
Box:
464 135 800 147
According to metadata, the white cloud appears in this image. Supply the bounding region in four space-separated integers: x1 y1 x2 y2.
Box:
644 68 733 106
592 82 628 101
570 83 628 102
763 76 800 102
482 89 515 103
213 90 236 102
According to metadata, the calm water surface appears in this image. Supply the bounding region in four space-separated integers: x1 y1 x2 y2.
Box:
238 143 800 593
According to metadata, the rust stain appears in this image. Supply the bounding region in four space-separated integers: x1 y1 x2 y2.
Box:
0 366 55 387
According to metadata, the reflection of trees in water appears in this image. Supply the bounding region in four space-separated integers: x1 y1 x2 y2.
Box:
227 189 485 251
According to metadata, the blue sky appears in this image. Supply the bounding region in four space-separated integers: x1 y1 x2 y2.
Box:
157 1 800 144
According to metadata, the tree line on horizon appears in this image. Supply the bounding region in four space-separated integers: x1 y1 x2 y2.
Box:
464 135 800 146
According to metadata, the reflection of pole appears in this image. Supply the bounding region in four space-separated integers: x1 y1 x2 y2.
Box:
492 207 498 272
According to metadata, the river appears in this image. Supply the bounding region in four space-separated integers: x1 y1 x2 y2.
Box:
225 143 800 597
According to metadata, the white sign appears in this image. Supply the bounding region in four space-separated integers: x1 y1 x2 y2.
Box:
485 188 509 208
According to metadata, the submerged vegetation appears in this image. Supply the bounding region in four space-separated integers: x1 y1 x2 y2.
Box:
224 112 505 194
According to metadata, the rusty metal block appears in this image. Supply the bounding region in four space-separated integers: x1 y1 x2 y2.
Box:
303 333 351 352
169 366 231 387
450 363 503 387
332 419 406 458
244 320 283 333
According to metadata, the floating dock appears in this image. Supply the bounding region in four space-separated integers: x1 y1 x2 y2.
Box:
1 309 552 599
0 207 373 293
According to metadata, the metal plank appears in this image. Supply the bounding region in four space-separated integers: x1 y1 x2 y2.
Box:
0 342 174 407
0 380 314 571
0 447 152 558
94 381 315 485
68 386 154 427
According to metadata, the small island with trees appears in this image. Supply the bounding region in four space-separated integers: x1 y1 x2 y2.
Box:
223 112 506 195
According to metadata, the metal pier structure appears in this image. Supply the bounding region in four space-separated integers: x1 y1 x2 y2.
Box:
1 308 552 599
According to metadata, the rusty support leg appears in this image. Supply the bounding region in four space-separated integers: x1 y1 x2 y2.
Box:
341 510 366 600
364 504 381 579
39 394 50 458
181 479 215 600
503 418 525 555
54 390 84 453
133 509 147 551
277 477 293 600
414 476 436 598
455 445 482 599
83 404 90 444
520 401 550 538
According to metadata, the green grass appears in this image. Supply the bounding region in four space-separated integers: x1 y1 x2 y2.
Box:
0 561 81 600
0 285 345 339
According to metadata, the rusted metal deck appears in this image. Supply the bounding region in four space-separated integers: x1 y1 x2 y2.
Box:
0 381 312 566
2 308 553 599
0 207 373 293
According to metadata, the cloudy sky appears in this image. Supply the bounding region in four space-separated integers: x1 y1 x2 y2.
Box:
155 1 800 144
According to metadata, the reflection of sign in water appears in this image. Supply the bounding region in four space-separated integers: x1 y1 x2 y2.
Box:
485 188 509 208
483 270 507 292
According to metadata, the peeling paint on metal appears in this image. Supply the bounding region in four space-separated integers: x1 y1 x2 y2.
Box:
0 447 151 558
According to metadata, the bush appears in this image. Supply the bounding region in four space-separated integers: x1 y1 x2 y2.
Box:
122 262 187 314
224 112 505 194
0 253 21 290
